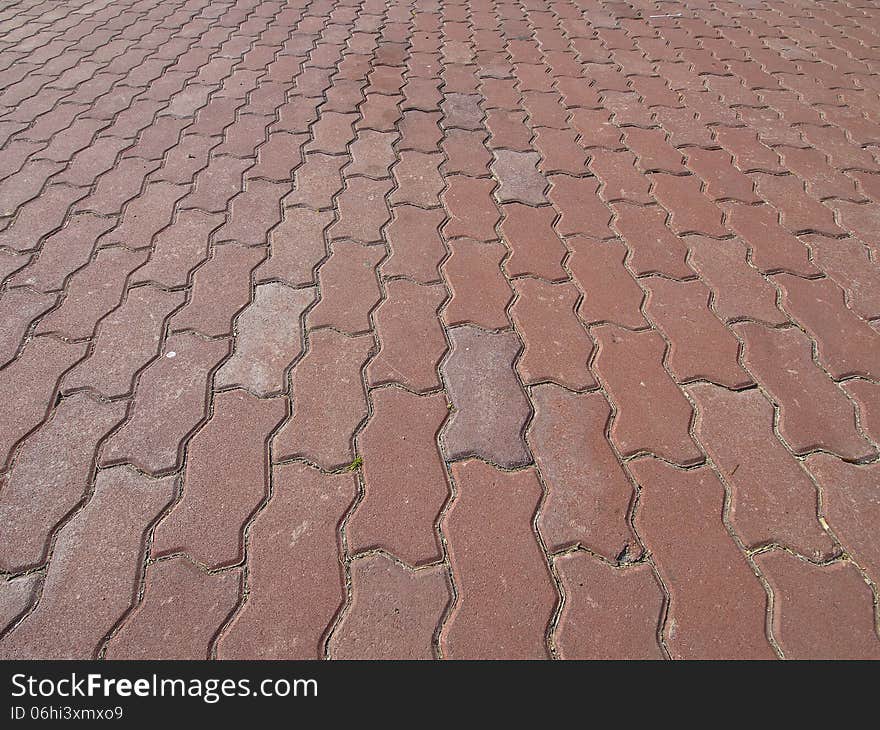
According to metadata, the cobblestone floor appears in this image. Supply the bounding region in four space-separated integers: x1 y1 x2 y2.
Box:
0 0 879 660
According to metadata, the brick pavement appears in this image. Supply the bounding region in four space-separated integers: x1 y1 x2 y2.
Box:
0 0 879 660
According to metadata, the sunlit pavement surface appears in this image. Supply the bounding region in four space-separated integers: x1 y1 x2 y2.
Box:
0 0 879 660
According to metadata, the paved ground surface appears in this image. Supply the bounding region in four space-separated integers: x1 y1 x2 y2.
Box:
0 0 879 661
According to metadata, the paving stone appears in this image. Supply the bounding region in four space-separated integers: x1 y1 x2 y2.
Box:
441 129 492 176
652 173 727 237
630 458 776 660
510 279 595 389
272 329 372 469
689 383 835 556
348 129 398 178
611 202 695 278
734 322 873 460
441 175 499 241
555 553 664 659
441 327 531 468
367 279 446 392
441 460 555 659
130 209 222 289
285 152 346 210
399 109 443 152
308 241 383 335
390 151 444 207
754 552 880 659
774 274 880 380
625 127 685 173
643 277 752 388
0 184 88 253
217 463 355 659
491 150 548 206
214 180 286 247
99 181 188 250
0 287 57 367
548 174 613 239
567 237 648 328
842 379 880 444
752 173 844 236
0 467 175 659
0 250 31 286
247 131 308 182
304 110 357 154
485 109 532 152
0 0 877 661
329 555 451 659
182 155 251 213
328 177 393 243
803 235 880 320
0 393 126 572
596 326 703 464
0 575 40 635
170 244 265 338
441 92 483 130
778 146 860 200
35 246 149 341
590 149 653 204
63 285 184 398
348 389 449 566
255 207 331 287
382 205 446 283
687 236 787 324
100 333 228 475
441 239 512 329
74 158 161 217
529 384 639 558
685 147 760 203
499 202 568 281
105 558 240 660
0 337 86 471
805 456 880 585
215 283 314 397
153 389 286 569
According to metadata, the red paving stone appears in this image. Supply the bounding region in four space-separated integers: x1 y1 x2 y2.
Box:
1 0 879 661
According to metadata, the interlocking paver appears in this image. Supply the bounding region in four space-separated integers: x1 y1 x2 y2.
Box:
735 322 874 460
593 327 702 465
217 463 355 659
686 236 787 324
99 332 228 475
329 556 450 660
755 552 880 659
152 389 286 569
555 553 664 660
630 458 776 660
348 388 449 566
105 558 240 660
529 384 638 558
62 285 185 397
689 383 834 557
441 238 512 329
1 0 878 661
170 243 264 338
0 392 126 572
510 279 595 390
441 460 555 659
272 329 372 470
774 274 880 380
500 202 567 281
0 467 174 660
643 278 752 388
441 327 530 468
367 279 446 393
